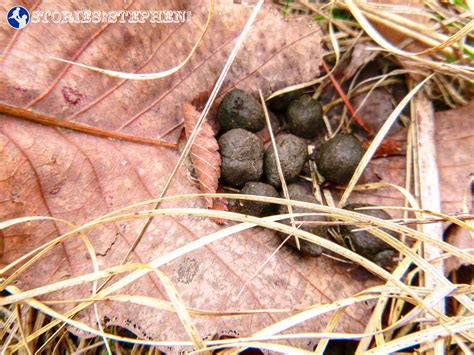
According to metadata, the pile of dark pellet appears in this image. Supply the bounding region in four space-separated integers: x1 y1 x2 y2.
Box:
215 89 398 269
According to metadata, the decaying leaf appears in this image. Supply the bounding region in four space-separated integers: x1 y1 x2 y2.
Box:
444 224 473 274
435 101 474 214
367 0 430 53
182 103 220 210
342 43 380 82
350 100 474 218
353 89 398 134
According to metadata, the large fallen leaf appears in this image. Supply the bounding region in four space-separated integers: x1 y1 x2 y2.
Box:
0 1 385 350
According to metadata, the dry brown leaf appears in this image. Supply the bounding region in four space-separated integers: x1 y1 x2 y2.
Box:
342 43 380 82
350 101 474 217
182 103 220 210
0 1 384 350
435 101 474 214
352 88 399 134
367 0 431 52
444 224 473 274
365 0 434 77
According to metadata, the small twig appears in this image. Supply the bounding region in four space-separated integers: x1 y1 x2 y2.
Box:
338 74 433 208
362 139 402 157
321 59 374 137
0 103 177 150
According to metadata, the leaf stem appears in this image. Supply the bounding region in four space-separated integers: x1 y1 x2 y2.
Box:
0 103 177 149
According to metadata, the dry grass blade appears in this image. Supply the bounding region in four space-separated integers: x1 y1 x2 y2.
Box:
462 177 474 239
324 69 416 113
253 294 377 339
351 182 420 216
376 207 474 232
366 316 474 354
1 217 82 290
413 20 474 56
357 3 474 56
0 307 16 339
2 286 380 350
1 216 468 310
12 283 465 352
259 90 299 248
4 209 293 350
151 269 207 351
353 181 421 351
77 233 111 354
2 194 472 289
50 1 214 80
356 8 472 58
193 342 314 354
328 2 341 67
358 244 422 352
236 235 290 299
313 308 344 355
1 323 19 355
43 294 294 316
343 0 474 79
3 204 470 352
0 215 71 231
14 305 31 355
338 74 433 208
298 0 358 36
